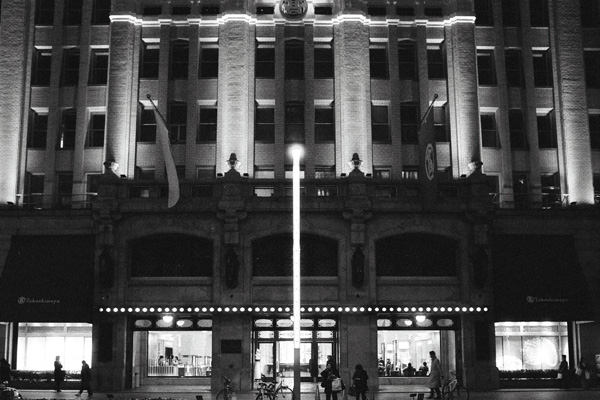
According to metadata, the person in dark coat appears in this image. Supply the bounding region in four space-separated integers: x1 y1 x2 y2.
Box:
53 356 64 392
321 363 340 400
76 360 93 397
0 358 12 383
558 354 569 389
352 364 369 400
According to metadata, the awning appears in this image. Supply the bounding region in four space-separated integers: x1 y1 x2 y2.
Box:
0 235 95 322
493 235 594 321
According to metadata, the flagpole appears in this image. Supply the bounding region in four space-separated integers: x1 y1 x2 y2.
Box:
419 93 439 127
146 94 167 125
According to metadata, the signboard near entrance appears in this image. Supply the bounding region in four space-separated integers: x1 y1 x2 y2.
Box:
221 340 242 354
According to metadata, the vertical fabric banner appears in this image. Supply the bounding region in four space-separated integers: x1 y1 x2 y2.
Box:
153 108 180 208
418 94 438 208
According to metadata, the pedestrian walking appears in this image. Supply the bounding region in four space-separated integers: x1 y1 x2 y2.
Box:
321 363 341 400
76 360 93 397
426 351 442 399
351 364 368 400
53 356 64 392
576 357 590 390
558 354 569 389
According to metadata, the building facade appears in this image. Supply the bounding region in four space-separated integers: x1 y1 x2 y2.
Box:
1 0 600 392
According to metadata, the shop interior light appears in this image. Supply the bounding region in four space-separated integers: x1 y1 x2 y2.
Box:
176 320 185 327
162 315 173 324
415 314 426 323
404 320 413 326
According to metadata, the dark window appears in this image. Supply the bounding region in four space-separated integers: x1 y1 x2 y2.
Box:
502 0 520 27
28 111 48 148
401 102 419 144
86 174 101 195
477 50 497 85
171 6 190 15
285 40 304 79
314 6 332 15
25 173 45 208
315 165 336 179
481 114 499 147
398 42 417 80
63 0 82 25
368 6 387 16
55 173 73 207
369 47 388 79
168 103 187 143
253 234 338 276
509 110 528 149
541 173 561 209
376 234 457 276
434 106 449 142
32 49 52 86
424 7 443 17
35 0 54 26
475 0 494 26
533 50 553 87
142 6 162 16
505 49 522 87
428 43 446 79
200 6 220 15
141 43 160 79
315 106 335 143
87 114 105 147
61 48 80 86
91 0 111 25
89 50 109 85
285 102 304 143
475 321 492 361
584 51 600 89
255 106 275 143
170 41 189 80
371 105 390 143
581 0 600 28
590 114 600 150
131 234 213 277
197 108 217 142
530 0 548 27
256 45 275 79
594 175 600 204
199 47 219 78
57 109 77 149
256 6 274 14
537 111 557 148
139 109 156 142
396 7 414 16
314 46 334 79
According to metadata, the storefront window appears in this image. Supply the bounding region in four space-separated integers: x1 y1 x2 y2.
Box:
148 331 212 377
495 321 568 370
17 323 92 370
377 330 440 376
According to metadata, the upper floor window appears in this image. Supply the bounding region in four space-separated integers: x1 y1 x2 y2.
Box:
314 6 332 15
400 102 419 145
502 0 520 27
57 109 77 150
141 43 160 79
475 0 494 26
371 105 390 143
368 6 387 16
31 49 52 86
256 44 275 79
590 114 600 150
168 103 187 143
285 102 304 143
89 50 109 85
481 113 499 147
398 41 417 80
315 105 335 143
314 44 334 79
200 5 220 15
537 110 557 148
434 106 449 142
91 0 111 25
533 50 553 87
143 6 162 16
138 108 156 142
35 0 54 26
477 50 497 86
199 47 219 78
28 110 48 149
581 0 600 28
424 7 443 17
63 0 83 25
529 0 549 27
584 51 600 89
61 48 80 86
285 40 304 80
197 108 217 143
369 46 388 79
255 105 275 143
509 110 528 149
87 114 105 148
505 49 523 87
427 42 446 79
170 40 189 80
396 7 414 16
171 5 191 15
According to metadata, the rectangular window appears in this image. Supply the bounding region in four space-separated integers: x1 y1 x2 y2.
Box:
28 111 48 148
170 41 189 80
425 7 443 17
398 42 417 80
315 106 335 143
256 6 274 14
372 105 390 143
434 106 449 142
32 49 52 86
505 49 523 87
58 109 77 149
256 44 275 79
374 167 391 180
314 45 334 79
91 0 111 25
61 48 80 86
481 114 499 147
285 103 304 143
502 0 520 27
25 173 45 207
530 0 549 27
255 106 275 143
509 110 528 149
171 5 191 15
400 103 419 145
533 50 553 87
370 46 388 79
197 108 217 143
590 114 600 150
396 7 414 16
141 43 160 79
56 173 74 208
89 50 109 85
537 111 557 148
541 172 561 209
314 6 332 15
368 6 387 16
475 0 494 26
146 331 212 377
199 47 219 78
427 43 446 79
87 114 105 147
143 6 162 15
285 40 304 80
584 51 600 89
168 103 187 143
315 166 336 179
63 0 83 25
401 166 418 180
200 5 220 15
477 50 497 86
581 0 600 28
139 109 157 142
35 0 54 25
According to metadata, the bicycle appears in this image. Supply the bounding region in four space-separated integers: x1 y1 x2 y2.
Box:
441 377 469 400
216 376 235 400
270 373 294 400
256 380 274 400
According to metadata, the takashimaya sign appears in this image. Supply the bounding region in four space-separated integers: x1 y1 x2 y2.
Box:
18 296 60 305
279 0 308 20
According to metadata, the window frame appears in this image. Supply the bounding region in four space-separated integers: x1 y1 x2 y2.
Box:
284 102 305 143
141 43 160 79
474 0 494 26
32 49 52 86
314 44 334 79
89 49 109 85
255 105 275 143
400 102 419 145
427 43 446 80
35 0 55 26
477 50 497 86
91 0 111 25
87 113 106 148
590 114 600 150
168 103 187 143
63 0 83 26
197 107 217 143
199 46 219 79
371 104 391 144
139 108 157 143
256 44 275 79
537 111 557 149
509 110 528 150
480 113 499 148
398 41 417 81
28 110 48 149
57 109 77 150
502 0 520 27
505 49 523 87
314 105 335 143
532 50 553 87
369 45 389 79
285 40 305 80
170 40 189 80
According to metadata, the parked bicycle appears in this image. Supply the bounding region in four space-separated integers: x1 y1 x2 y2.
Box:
441 377 469 400
270 373 294 400
255 380 274 400
216 376 235 400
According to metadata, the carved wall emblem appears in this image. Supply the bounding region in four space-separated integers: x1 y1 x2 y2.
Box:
279 0 308 20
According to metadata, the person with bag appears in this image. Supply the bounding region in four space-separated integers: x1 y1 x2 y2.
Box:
321 363 341 400
557 354 569 389
577 357 590 390
53 356 64 393
351 364 368 400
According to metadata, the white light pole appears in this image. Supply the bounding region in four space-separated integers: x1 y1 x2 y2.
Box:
290 145 303 400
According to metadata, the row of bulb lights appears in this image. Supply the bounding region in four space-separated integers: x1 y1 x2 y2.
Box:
99 306 489 314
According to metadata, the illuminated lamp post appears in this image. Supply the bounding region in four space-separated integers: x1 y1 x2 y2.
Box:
290 145 304 400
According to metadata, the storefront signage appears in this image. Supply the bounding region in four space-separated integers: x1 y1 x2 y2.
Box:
18 296 61 305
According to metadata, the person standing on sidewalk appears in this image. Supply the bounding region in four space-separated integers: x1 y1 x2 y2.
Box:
558 354 569 389
352 364 369 400
53 356 64 392
76 360 93 397
426 351 442 399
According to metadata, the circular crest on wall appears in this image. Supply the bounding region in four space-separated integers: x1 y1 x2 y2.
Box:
279 0 308 20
